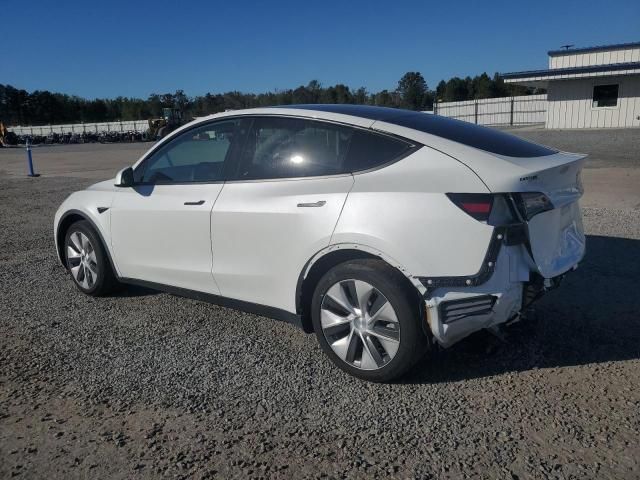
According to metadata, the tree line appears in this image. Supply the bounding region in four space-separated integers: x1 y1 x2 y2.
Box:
0 72 541 126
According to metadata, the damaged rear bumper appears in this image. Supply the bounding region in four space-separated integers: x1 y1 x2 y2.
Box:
418 225 582 348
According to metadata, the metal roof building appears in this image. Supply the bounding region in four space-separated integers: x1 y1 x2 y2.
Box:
503 42 640 129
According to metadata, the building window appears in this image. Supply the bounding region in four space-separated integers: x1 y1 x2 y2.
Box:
592 84 619 108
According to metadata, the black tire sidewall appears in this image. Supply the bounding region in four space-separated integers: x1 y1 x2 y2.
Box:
311 259 426 382
64 221 111 296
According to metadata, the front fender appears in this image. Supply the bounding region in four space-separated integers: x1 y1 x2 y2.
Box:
54 190 117 273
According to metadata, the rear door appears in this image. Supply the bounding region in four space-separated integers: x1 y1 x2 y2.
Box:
110 119 241 293
210 116 355 313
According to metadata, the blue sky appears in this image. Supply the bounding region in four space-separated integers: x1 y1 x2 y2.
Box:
3 0 639 99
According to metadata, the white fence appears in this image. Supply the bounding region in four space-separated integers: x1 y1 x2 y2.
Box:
8 120 150 136
434 94 547 126
8 97 548 135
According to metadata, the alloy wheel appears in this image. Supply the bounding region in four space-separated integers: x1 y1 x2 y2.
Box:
320 279 400 370
67 231 98 290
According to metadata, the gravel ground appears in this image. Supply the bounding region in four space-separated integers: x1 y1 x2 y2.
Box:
1 139 640 479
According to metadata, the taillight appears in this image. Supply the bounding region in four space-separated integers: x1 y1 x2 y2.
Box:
513 192 554 220
448 192 554 223
446 193 494 221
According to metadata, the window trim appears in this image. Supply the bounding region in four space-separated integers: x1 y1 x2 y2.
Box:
591 82 620 110
222 115 421 183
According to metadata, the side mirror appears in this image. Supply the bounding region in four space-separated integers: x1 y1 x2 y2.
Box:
115 167 134 187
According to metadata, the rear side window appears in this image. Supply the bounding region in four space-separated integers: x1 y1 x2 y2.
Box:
345 130 412 172
236 117 353 180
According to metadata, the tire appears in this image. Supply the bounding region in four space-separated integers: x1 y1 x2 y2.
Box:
311 259 428 382
64 220 120 296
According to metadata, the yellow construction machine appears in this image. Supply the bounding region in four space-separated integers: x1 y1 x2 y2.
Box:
147 108 183 140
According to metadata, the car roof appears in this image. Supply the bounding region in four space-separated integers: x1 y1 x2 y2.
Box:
208 104 556 158
274 104 411 122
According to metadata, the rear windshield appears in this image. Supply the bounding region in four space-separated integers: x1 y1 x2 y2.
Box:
387 113 557 158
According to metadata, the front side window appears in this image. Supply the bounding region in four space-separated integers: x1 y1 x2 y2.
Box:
592 84 619 108
135 120 240 183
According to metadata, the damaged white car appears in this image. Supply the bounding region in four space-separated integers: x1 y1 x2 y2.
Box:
54 105 585 382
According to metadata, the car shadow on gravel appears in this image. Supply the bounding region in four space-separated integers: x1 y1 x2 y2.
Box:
402 234 640 384
111 284 160 298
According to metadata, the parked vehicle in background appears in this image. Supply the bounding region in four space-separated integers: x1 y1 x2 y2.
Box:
9 131 148 146
0 121 19 146
147 107 184 140
53 105 586 381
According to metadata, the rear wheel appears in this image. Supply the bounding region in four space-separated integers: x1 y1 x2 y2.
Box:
64 220 119 296
311 259 427 382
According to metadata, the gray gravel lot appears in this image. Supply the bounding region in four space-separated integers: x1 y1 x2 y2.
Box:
1 132 639 479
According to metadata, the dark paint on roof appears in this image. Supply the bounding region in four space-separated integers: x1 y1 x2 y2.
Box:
276 104 557 157
548 41 640 56
386 112 557 157
502 61 640 80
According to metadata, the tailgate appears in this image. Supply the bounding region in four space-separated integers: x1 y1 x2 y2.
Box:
512 153 586 278
460 149 587 278
528 200 585 278
511 151 587 278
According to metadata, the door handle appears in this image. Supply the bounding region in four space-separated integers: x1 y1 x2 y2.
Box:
184 200 205 205
297 200 326 208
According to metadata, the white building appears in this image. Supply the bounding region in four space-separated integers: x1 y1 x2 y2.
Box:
503 42 640 129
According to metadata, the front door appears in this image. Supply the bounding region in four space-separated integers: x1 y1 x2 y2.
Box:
110 119 241 293
210 116 355 312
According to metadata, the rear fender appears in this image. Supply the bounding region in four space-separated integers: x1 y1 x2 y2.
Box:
300 242 426 294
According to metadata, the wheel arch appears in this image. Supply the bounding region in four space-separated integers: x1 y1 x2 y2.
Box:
56 209 118 276
295 244 426 333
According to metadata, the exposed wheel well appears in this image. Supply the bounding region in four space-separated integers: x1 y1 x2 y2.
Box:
296 249 422 333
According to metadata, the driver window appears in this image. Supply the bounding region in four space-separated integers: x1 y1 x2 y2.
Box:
136 120 239 183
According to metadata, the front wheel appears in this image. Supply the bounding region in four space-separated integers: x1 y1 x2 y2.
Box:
64 220 120 296
311 259 428 382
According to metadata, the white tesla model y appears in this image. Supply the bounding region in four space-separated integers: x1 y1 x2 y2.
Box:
54 105 586 381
